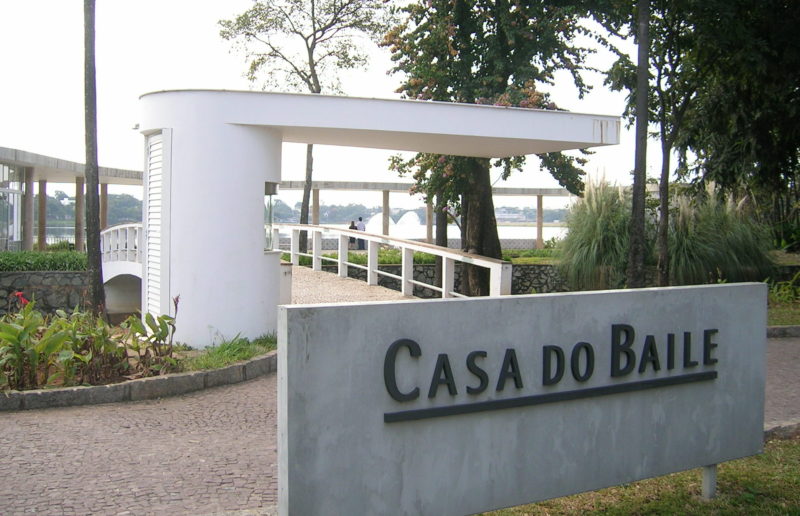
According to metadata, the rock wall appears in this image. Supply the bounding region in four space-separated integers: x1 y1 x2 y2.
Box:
321 263 568 297
0 271 89 315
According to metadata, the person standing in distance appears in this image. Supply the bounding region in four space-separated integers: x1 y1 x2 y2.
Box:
356 216 366 250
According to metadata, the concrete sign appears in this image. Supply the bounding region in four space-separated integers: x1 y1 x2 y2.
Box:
278 283 766 516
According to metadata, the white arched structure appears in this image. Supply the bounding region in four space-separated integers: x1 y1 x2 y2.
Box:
138 90 619 346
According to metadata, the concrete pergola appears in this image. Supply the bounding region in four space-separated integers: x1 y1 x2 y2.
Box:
0 146 142 250
279 180 572 248
138 90 620 346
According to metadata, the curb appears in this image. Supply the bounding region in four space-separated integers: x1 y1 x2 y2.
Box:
764 419 800 441
0 350 277 412
766 325 800 338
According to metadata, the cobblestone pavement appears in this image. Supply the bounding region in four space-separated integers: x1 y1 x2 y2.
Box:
0 269 797 515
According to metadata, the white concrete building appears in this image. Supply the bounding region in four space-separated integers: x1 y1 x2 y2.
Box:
138 90 620 346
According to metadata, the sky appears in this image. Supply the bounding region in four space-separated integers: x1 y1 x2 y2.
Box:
0 0 656 211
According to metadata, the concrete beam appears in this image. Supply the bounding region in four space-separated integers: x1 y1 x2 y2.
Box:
75 178 84 252
37 179 47 250
22 167 34 250
382 190 390 236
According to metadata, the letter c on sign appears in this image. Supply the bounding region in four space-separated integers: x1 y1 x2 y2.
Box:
384 339 421 402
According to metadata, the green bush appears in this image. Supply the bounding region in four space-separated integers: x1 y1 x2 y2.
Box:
0 251 87 271
669 193 774 284
559 182 644 290
558 181 774 290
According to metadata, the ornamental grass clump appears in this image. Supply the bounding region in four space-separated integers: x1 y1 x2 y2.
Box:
669 192 774 285
559 181 642 290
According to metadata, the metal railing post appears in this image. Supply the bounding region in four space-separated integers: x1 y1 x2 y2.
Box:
490 262 513 296
312 231 322 271
443 257 455 298
273 228 280 252
401 247 414 297
367 240 379 286
291 229 300 265
338 235 349 278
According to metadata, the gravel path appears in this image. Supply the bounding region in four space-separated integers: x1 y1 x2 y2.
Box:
291 265 413 304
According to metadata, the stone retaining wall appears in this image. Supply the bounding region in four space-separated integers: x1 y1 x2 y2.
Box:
0 271 89 315
320 263 567 297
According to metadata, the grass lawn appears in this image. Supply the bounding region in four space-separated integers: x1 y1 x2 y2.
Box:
768 302 800 326
481 437 800 515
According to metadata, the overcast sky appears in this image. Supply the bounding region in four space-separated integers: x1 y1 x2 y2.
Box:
0 1 653 209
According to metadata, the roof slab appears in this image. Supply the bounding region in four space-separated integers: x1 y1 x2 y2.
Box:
139 90 620 158
0 146 142 185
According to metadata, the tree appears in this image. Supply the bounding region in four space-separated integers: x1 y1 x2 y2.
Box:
385 1 591 295
675 0 800 249
84 0 105 315
220 0 393 252
604 0 701 286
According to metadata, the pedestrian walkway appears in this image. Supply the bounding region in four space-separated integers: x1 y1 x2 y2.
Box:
0 269 797 515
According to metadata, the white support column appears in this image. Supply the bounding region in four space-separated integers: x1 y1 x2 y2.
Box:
489 262 513 296
22 167 34 250
37 179 47 250
75 177 85 252
442 257 455 298
291 229 300 265
273 228 280 252
338 235 349 278
312 230 322 271
426 200 433 243
401 247 414 297
536 194 544 249
702 465 717 500
367 240 379 286
382 190 390 236
312 188 320 225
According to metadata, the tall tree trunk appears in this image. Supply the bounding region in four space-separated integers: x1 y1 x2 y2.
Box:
433 194 448 289
626 0 650 289
299 143 313 253
657 138 671 286
463 158 501 296
84 0 105 315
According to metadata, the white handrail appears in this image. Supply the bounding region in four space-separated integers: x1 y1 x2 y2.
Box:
272 223 512 298
100 223 142 264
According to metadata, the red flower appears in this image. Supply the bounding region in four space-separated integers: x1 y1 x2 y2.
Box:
14 291 29 306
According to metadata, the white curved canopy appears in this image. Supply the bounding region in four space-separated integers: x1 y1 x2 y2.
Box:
139 90 619 158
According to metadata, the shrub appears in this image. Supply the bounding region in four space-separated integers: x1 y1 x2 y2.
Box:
559 182 645 290
669 192 774 284
0 251 87 271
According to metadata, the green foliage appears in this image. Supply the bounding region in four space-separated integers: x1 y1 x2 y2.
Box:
0 251 87 271
182 334 277 371
0 303 126 390
122 307 179 377
669 192 774 284
559 181 774 289
768 271 800 305
48 308 127 386
383 0 594 279
0 302 53 390
559 182 637 290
